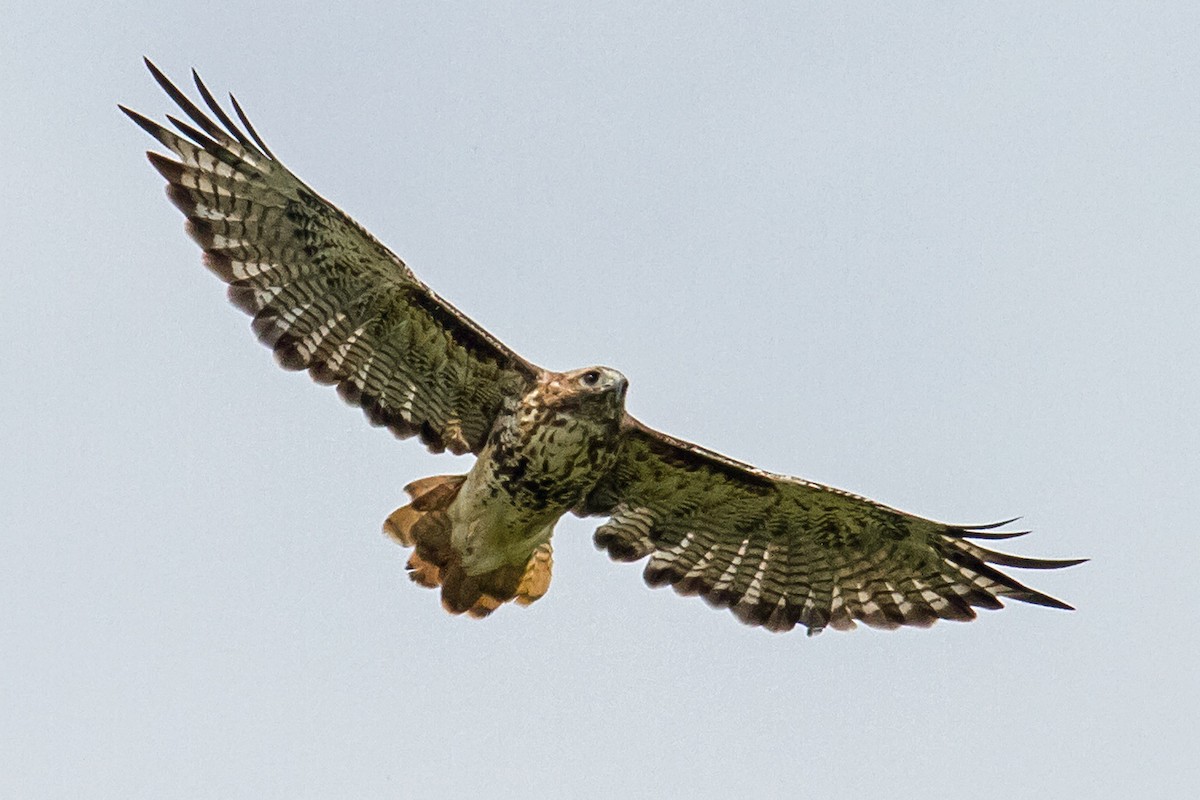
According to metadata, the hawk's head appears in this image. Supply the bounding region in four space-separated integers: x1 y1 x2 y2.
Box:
568 366 627 397
536 366 628 420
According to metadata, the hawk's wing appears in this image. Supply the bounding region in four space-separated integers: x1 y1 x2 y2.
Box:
122 60 540 454
579 416 1083 634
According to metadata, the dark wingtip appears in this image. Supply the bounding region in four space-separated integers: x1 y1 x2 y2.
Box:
229 91 276 160
970 516 1023 530
952 517 1032 540
143 56 175 95
119 105 159 141
145 151 184 182
956 528 1032 541
192 67 262 154
1006 555 1089 570
164 113 208 144
977 544 1090 571
1020 591 1076 611
120 104 164 138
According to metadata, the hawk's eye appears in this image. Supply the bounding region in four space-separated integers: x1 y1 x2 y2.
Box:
581 370 601 387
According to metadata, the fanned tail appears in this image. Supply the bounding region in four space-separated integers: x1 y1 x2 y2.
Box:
384 475 552 618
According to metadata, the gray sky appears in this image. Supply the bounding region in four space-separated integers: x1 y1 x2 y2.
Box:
3 3 1197 798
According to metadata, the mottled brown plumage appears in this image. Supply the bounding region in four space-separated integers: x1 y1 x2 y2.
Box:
126 61 1083 635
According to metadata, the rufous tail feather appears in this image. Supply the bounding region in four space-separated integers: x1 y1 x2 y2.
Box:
383 475 553 618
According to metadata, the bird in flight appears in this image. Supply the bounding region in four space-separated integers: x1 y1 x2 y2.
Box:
123 59 1083 635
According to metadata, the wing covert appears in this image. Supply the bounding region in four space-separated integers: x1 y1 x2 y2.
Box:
123 60 540 454
580 416 1083 634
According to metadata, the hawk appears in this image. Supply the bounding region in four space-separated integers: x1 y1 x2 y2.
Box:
123 60 1083 635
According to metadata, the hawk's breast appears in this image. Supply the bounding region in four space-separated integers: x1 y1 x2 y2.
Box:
488 395 622 512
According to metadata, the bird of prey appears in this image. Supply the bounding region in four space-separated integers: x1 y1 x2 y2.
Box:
123 60 1082 635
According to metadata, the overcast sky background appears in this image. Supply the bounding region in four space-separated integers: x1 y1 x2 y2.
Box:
3 3 1198 798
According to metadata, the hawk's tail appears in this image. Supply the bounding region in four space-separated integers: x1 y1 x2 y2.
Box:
383 475 552 618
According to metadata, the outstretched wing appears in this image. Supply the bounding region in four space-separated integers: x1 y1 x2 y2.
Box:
580 416 1083 634
122 60 540 454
